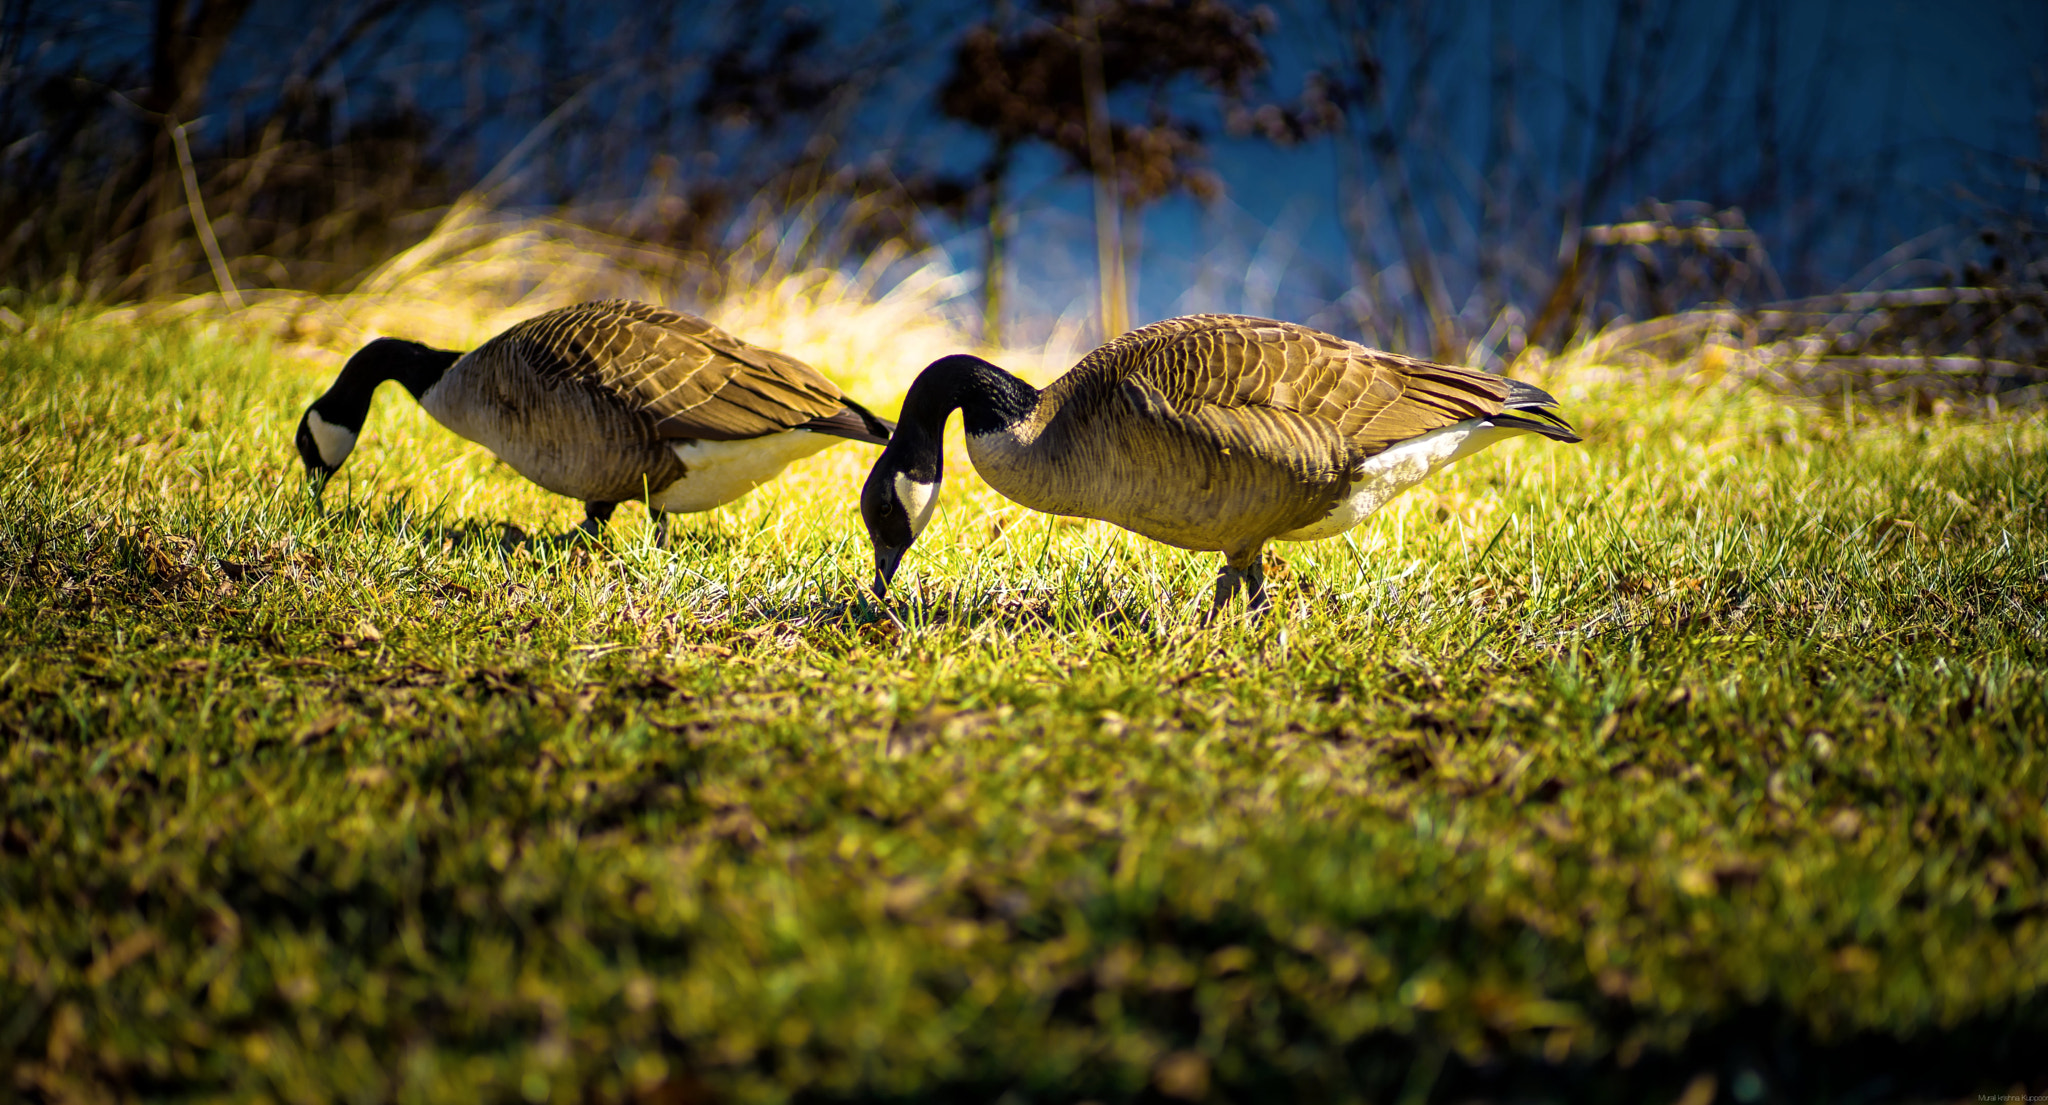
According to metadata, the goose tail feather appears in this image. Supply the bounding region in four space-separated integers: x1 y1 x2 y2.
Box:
1494 379 1581 443
798 398 894 445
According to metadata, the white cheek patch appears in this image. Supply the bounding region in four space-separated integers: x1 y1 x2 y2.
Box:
895 472 940 539
306 409 358 468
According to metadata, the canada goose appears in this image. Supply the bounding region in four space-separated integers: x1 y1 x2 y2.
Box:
294 300 893 540
860 313 1580 612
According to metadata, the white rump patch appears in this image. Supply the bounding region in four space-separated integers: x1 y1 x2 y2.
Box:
895 472 940 539
305 409 357 468
1278 419 1525 542
650 430 840 513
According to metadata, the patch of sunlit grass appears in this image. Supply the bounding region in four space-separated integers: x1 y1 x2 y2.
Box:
3 299 2046 1103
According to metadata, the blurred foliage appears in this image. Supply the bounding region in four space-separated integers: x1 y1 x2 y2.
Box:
2 306 2046 1101
937 0 1299 208
1538 200 2048 414
2 0 2043 376
931 0 1317 342
0 1 931 298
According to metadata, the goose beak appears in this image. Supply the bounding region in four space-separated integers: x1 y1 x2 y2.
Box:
872 545 905 599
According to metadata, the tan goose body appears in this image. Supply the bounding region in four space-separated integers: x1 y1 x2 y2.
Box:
295 300 892 534
965 316 1547 556
862 314 1580 611
965 385 1345 558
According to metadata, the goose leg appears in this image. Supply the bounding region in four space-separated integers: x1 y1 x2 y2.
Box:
648 507 670 547
1208 545 1265 622
580 501 617 537
1210 563 1243 618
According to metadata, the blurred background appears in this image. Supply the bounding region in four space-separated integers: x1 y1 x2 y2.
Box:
3 0 2044 392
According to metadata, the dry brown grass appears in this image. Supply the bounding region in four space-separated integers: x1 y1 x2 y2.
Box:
106 198 984 404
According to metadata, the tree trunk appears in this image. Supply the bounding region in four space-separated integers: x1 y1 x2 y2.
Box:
1478 0 1514 317
980 145 1014 350
131 0 255 297
984 185 1008 350
1078 1 1128 341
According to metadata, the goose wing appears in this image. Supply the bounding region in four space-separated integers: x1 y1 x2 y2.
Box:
499 300 886 442
1092 314 1554 458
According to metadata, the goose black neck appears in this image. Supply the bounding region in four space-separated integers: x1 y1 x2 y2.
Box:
315 339 461 428
899 354 1040 438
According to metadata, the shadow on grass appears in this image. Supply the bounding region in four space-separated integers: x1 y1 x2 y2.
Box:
768 980 2047 1105
851 586 1218 639
1426 1003 2048 1105
771 1011 2048 1104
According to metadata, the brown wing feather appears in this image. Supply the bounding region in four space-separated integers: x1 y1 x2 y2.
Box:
1067 314 1519 460
498 300 857 441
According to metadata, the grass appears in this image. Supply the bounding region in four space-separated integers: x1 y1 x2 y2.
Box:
2 301 2046 1104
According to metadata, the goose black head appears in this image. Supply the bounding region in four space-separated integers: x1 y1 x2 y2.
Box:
860 434 941 600
857 353 1038 600
294 406 357 487
296 337 460 494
